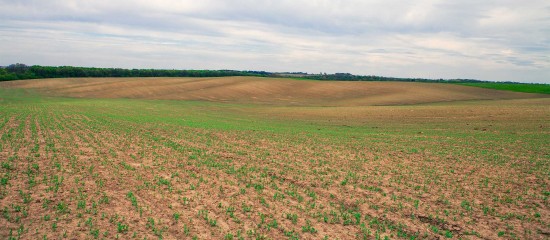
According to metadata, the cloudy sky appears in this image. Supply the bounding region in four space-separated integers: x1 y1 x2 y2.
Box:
1 1 549 83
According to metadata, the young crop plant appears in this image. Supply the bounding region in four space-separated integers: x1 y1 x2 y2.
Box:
126 191 138 210
285 213 298 225
117 222 129 233
301 220 317 233
0 81 548 239
173 212 181 222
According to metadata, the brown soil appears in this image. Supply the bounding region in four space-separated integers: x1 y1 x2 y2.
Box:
0 78 548 239
1 77 546 106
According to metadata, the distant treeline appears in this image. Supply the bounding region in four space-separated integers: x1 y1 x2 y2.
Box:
0 63 528 84
0 63 272 81
298 72 491 83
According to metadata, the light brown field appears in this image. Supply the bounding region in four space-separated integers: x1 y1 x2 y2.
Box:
0 78 548 240
1 77 546 106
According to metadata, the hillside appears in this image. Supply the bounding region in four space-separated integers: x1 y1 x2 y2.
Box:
1 78 549 239
1 77 547 106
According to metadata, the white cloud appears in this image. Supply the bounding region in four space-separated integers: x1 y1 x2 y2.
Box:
0 0 549 83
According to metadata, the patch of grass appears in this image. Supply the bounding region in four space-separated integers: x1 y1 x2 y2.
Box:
454 82 550 94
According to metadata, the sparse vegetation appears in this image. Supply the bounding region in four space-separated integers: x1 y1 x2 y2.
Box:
0 78 548 239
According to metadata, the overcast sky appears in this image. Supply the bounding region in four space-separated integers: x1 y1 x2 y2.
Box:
1 1 549 83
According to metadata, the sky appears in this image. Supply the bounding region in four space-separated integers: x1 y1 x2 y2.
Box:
1 1 549 83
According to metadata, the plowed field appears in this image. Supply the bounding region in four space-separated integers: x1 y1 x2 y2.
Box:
2 77 545 106
0 78 548 239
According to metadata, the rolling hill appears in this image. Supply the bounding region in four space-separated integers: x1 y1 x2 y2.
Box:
1 77 547 106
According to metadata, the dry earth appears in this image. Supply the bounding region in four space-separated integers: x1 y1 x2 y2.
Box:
1 77 546 106
0 78 548 239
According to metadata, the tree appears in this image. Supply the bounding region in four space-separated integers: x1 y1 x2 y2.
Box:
6 63 29 74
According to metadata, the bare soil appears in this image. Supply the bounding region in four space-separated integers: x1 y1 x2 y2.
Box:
1 77 546 106
0 78 548 239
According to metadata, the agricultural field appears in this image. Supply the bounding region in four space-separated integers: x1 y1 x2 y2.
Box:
453 82 550 95
0 77 549 239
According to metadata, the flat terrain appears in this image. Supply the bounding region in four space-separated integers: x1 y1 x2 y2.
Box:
0 78 548 239
2 77 546 106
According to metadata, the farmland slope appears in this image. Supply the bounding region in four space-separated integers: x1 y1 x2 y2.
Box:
0 85 548 239
1 77 547 106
